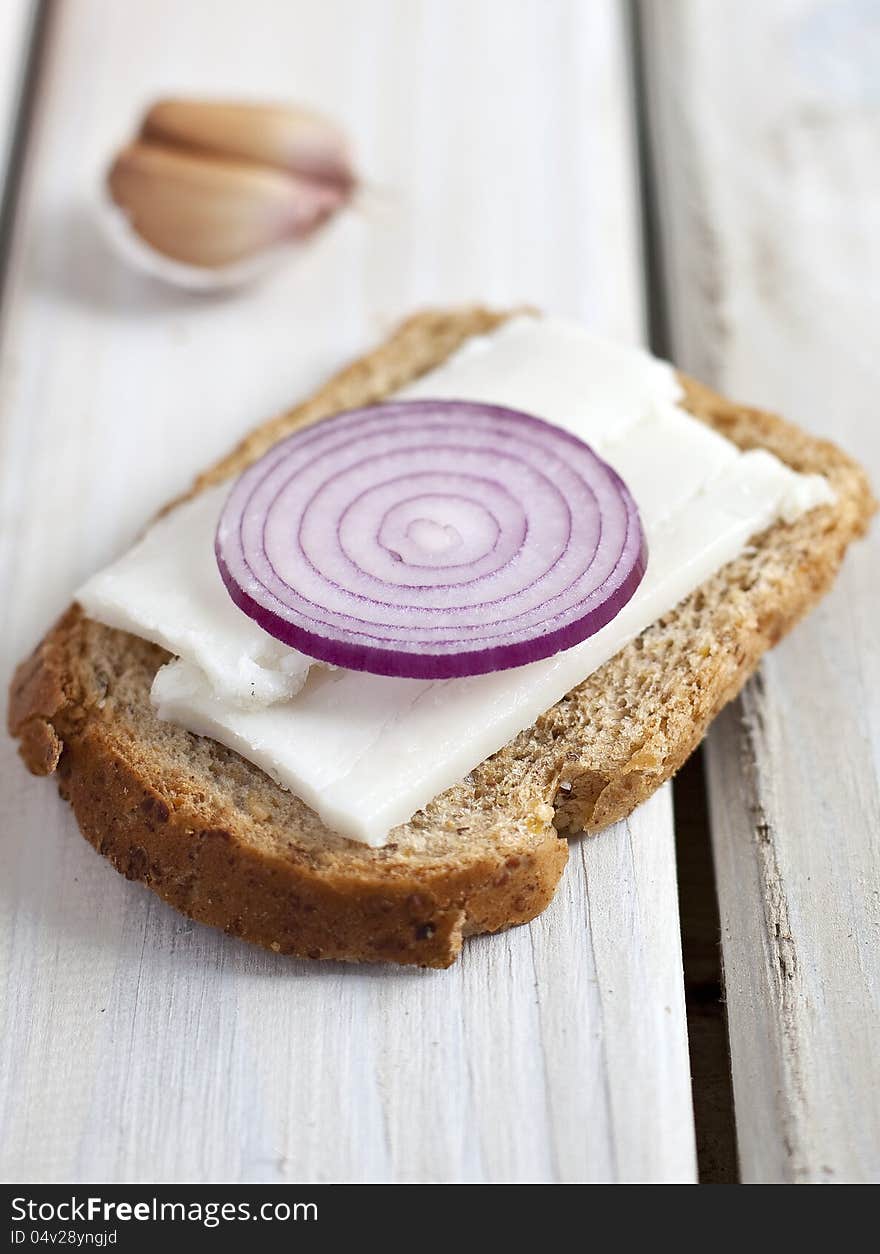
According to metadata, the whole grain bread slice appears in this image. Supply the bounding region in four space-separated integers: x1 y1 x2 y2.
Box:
8 308 876 966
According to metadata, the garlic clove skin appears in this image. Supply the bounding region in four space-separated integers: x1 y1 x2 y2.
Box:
107 141 345 270
141 99 355 192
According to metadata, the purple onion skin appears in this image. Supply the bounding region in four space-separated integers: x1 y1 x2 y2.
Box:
215 400 649 680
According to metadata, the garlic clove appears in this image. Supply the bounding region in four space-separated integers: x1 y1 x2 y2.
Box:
141 99 355 192
107 142 345 269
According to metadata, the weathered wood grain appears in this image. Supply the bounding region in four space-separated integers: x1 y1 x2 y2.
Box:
642 0 880 1182
0 0 696 1183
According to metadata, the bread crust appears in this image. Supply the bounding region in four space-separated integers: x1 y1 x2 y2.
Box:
7 309 876 966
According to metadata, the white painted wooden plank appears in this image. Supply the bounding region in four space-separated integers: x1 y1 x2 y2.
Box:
641 0 880 1182
0 0 695 1183
0 1 39 195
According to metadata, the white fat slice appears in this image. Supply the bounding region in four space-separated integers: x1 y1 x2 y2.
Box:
78 314 835 845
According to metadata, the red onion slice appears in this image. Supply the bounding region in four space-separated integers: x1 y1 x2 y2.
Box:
216 400 647 679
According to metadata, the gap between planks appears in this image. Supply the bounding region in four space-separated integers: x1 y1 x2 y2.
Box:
626 0 739 1184
0 0 51 311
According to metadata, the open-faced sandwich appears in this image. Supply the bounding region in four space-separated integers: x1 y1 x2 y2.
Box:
8 308 875 966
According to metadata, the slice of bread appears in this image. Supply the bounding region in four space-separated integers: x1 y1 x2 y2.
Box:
8 308 875 966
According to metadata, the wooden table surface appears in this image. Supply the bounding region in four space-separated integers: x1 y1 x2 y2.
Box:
0 0 877 1184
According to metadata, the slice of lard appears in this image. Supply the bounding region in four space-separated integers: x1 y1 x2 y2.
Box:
152 448 833 844
78 314 835 844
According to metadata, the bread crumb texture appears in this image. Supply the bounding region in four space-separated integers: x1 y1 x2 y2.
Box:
8 308 876 966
